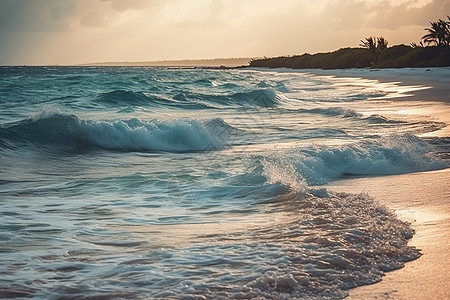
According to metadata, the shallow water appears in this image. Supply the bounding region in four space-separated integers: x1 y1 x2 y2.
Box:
0 66 449 299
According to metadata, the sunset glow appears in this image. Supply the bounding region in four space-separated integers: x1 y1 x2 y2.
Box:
0 0 448 65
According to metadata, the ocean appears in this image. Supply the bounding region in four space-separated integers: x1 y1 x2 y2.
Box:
0 66 448 299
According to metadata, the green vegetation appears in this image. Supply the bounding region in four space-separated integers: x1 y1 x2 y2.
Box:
375 45 450 68
249 17 450 69
421 16 450 46
359 36 388 62
249 48 373 69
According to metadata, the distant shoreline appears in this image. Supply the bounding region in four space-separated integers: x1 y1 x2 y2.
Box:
76 45 450 69
248 45 450 70
2 45 449 70
77 57 253 68
252 67 450 103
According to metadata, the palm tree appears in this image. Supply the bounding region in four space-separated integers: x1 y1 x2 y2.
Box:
422 18 449 46
360 37 377 55
376 37 388 51
446 16 450 45
360 36 389 62
410 41 424 48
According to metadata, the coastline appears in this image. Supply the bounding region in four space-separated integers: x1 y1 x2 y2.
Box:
1 66 448 298
328 169 450 300
247 67 450 102
300 67 450 103
248 67 450 137
306 67 450 299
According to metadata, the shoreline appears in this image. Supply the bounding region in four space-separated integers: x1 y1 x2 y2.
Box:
246 67 450 102
307 67 450 299
250 67 450 137
301 67 450 103
306 67 450 138
327 168 450 300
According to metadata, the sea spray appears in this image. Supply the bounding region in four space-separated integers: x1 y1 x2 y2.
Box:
0 113 234 152
1 66 449 299
79 117 225 152
281 134 446 185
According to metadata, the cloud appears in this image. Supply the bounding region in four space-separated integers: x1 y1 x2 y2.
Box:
0 0 169 32
0 0 76 32
1 0 449 65
237 0 450 53
101 0 156 12
322 0 450 30
78 0 169 29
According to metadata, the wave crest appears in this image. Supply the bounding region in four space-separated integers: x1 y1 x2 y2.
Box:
259 134 447 187
1 113 232 153
80 117 225 152
97 90 151 106
229 89 281 107
94 88 282 109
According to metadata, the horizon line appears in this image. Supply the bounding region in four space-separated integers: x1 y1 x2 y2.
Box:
0 57 258 68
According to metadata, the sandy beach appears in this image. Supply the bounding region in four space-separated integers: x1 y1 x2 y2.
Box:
313 67 450 299
2 66 448 299
302 68 450 102
329 169 450 300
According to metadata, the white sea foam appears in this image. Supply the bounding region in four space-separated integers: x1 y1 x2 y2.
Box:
261 134 447 186
79 117 225 152
2 112 230 153
1 66 448 300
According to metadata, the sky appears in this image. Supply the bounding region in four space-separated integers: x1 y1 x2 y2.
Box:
0 0 449 65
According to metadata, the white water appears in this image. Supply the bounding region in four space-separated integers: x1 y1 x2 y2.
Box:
0 66 449 299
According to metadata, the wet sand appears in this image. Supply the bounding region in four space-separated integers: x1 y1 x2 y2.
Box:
316 67 450 299
301 67 450 102
328 169 450 300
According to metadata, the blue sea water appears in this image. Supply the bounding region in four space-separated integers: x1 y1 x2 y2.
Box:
0 66 449 299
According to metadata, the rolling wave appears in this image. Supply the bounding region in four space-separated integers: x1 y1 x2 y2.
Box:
286 106 414 125
94 88 282 109
0 113 234 153
259 134 447 187
230 89 281 107
96 90 153 106
96 90 209 109
299 107 363 118
173 88 282 109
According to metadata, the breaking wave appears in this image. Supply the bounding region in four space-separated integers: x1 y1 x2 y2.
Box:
301 107 363 118
95 88 282 109
0 113 232 153
152 191 420 299
258 134 447 186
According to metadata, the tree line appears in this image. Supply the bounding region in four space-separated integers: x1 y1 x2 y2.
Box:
249 17 450 69
419 16 450 46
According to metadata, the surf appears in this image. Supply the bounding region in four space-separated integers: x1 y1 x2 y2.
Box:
0 113 234 153
1 66 449 299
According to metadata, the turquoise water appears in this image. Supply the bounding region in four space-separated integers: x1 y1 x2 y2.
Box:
0 66 448 299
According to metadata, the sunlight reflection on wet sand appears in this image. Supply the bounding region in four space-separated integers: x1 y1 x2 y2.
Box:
327 168 450 300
